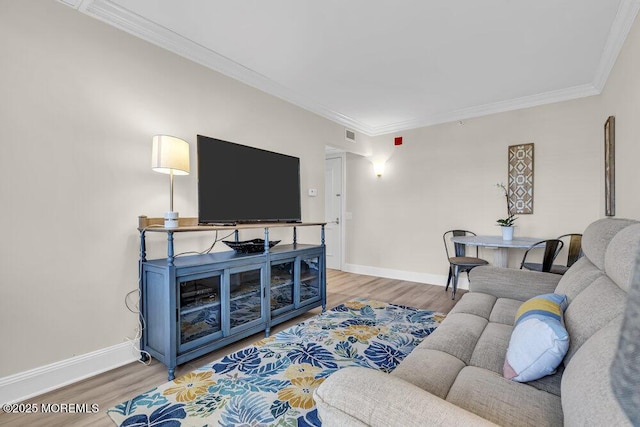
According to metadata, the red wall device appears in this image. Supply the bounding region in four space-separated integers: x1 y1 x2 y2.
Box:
394 136 403 146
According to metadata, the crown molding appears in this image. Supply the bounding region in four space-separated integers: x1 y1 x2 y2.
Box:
78 0 377 135
592 0 640 91
76 0 639 137
369 83 601 136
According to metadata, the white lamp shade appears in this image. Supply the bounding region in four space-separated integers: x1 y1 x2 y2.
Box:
152 135 190 175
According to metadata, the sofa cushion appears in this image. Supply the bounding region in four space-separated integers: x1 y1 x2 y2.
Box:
604 223 640 292
448 292 496 319
470 322 512 374
610 252 640 425
525 364 564 396
555 256 604 302
314 367 499 427
391 348 465 399
447 366 563 427
562 318 631 427
563 275 627 364
504 294 569 382
488 298 521 325
417 312 487 365
449 292 520 325
470 265 561 300
581 218 637 270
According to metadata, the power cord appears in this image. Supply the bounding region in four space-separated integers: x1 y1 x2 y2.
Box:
124 288 151 366
174 230 236 257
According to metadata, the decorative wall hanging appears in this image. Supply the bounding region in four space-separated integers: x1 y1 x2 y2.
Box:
605 116 615 216
508 143 534 214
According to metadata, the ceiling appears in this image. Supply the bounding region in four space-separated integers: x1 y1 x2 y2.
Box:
63 0 640 136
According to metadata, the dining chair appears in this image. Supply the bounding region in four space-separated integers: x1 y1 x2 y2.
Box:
520 239 564 273
552 233 583 274
443 230 489 300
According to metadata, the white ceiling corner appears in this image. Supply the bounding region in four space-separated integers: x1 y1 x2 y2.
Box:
56 0 84 8
76 0 640 136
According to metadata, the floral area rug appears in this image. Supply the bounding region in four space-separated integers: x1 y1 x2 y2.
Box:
108 299 445 426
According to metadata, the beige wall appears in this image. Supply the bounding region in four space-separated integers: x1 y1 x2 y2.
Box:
600 8 640 218
344 13 640 282
0 0 350 378
345 98 602 276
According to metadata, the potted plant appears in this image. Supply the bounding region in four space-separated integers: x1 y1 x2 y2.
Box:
496 183 517 240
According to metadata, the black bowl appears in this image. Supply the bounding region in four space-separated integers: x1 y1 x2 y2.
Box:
223 238 281 253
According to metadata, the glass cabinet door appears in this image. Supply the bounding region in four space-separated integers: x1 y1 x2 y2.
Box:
299 255 321 305
229 267 264 329
179 275 222 346
270 260 295 314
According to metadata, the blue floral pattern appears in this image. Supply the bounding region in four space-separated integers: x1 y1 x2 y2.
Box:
108 299 444 426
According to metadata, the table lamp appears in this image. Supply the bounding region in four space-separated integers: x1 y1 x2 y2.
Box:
151 135 190 228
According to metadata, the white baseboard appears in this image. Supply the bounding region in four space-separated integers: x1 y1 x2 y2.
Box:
341 263 469 290
0 342 139 405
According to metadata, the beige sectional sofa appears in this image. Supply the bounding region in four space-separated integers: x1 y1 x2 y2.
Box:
314 218 640 426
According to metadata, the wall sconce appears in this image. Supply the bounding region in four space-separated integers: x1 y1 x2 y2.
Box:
373 162 385 177
152 135 190 228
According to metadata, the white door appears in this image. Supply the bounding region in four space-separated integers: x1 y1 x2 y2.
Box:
325 156 343 270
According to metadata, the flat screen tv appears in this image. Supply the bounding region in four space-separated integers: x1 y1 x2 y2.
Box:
197 135 302 224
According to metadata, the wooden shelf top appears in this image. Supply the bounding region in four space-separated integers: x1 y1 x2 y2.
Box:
138 216 325 232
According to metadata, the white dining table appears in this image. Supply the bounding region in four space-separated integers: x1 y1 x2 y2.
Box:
450 235 543 268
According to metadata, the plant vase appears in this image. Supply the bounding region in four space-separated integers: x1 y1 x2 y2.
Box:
501 226 514 241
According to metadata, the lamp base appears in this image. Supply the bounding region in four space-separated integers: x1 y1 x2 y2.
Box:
164 211 179 228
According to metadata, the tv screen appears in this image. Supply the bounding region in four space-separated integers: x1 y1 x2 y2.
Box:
197 135 302 224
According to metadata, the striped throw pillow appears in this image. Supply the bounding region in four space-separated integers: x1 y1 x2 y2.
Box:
504 293 570 382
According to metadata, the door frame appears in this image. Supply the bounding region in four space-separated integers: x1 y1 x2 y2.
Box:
325 151 346 270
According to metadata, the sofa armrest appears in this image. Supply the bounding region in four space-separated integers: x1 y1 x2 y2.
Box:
468 265 561 301
314 367 498 427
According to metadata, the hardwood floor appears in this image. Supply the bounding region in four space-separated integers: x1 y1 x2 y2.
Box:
0 270 463 427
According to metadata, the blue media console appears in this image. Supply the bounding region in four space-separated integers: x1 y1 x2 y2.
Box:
137 216 327 380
